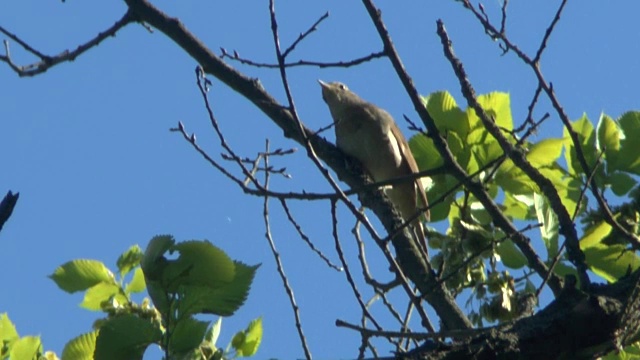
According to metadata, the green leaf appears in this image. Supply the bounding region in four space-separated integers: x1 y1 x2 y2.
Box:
527 138 564 167
583 244 640 282
609 171 637 196
597 114 621 169
141 235 175 281
178 262 259 317
476 92 513 132
617 111 640 174
534 193 559 258
580 221 613 250
61 331 98 360
502 193 534 220
426 174 457 222
117 245 144 277
81 283 123 311
0 313 19 344
94 315 162 360
125 267 146 294
409 133 443 170
9 336 42 360
422 91 469 138
50 260 115 293
233 317 262 357
496 159 537 194
163 241 236 290
168 317 209 354
205 318 222 350
564 114 597 176
496 240 528 269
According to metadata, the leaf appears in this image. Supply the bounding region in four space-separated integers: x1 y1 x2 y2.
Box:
0 313 19 343
177 262 260 317
609 171 637 196
81 282 124 311
527 138 564 167
409 133 443 171
61 331 98 360
502 193 534 220
125 267 147 294
496 240 528 269
422 91 469 138
94 315 162 360
564 114 597 176
9 336 42 360
168 317 209 354
232 317 263 357
204 318 222 350
580 221 613 250
617 111 640 174
534 194 559 258
163 240 236 290
597 114 621 169
477 92 513 132
49 260 115 293
583 244 640 282
117 245 143 277
141 235 175 281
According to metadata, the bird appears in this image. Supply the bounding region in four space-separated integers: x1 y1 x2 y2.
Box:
319 80 430 253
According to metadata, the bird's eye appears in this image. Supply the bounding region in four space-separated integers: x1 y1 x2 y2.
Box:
339 84 347 90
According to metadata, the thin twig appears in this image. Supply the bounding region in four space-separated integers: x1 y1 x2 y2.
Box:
262 139 312 359
0 11 135 77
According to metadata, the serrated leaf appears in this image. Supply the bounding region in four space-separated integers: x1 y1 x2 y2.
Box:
94 315 162 360
0 313 19 343
205 318 222 349
236 317 262 357
10 336 42 360
527 138 564 167
117 245 144 277
477 92 513 131
163 241 236 290
50 260 115 293
168 317 209 354
81 283 124 311
125 267 146 294
141 235 175 281
423 91 469 137
61 331 98 360
177 263 259 317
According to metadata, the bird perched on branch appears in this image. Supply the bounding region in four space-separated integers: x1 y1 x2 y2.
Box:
319 80 430 253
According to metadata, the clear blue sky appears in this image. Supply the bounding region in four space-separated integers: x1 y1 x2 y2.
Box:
1 1 639 359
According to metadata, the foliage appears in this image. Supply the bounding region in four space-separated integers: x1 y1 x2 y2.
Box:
411 91 640 327
1 236 261 360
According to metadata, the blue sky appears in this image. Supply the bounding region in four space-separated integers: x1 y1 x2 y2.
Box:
1 1 639 359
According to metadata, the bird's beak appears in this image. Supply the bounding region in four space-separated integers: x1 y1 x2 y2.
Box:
318 79 328 88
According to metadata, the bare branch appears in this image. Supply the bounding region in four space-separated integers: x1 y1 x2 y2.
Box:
220 47 386 69
0 11 134 77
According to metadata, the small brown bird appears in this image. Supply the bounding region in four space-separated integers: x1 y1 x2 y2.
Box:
319 80 430 252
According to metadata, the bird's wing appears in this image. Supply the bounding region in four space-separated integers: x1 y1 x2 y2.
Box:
389 122 430 222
